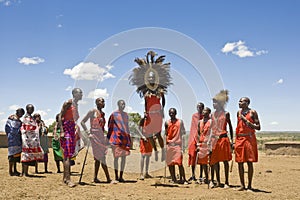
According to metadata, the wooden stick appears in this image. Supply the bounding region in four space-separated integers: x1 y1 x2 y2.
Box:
230 145 234 173
79 141 90 184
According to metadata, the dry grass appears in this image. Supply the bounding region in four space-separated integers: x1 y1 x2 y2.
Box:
1 147 300 200
266 147 300 156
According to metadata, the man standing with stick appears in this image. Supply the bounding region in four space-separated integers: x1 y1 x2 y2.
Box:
59 88 83 187
81 97 111 183
196 107 211 184
188 102 204 182
235 97 261 191
165 108 188 184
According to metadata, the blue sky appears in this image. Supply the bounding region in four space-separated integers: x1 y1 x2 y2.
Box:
0 0 299 131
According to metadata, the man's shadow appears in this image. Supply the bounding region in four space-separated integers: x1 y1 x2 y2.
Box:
248 188 271 193
23 174 46 178
118 179 138 184
231 185 271 193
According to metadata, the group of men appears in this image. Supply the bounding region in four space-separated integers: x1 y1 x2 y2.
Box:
187 91 261 191
76 87 261 191
5 87 261 191
5 104 51 177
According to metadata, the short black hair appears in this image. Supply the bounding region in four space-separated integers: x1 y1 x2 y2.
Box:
16 108 25 115
117 99 125 106
95 97 104 104
72 88 82 95
204 107 211 114
197 102 204 109
242 97 250 104
169 108 177 114
26 104 34 110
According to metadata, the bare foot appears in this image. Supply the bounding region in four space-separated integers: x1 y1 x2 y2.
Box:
110 180 119 184
66 181 76 188
236 186 245 191
139 175 144 180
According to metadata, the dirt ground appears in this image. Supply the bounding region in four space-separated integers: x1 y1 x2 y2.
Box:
1 147 300 200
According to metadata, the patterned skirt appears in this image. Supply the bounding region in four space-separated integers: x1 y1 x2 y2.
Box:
60 120 76 159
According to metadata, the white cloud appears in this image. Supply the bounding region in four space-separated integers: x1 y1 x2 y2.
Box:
221 40 268 58
43 118 55 126
276 78 283 84
46 109 51 112
9 105 20 111
18 56 45 65
221 40 244 53
0 0 11 6
57 24 63 28
0 118 7 131
113 43 119 47
106 65 114 70
1 0 21 6
270 121 279 125
232 44 254 58
0 112 4 115
125 106 138 113
78 100 88 105
56 14 63 19
256 50 268 56
64 62 115 81
65 86 72 91
34 110 48 119
4 0 11 6
87 88 109 99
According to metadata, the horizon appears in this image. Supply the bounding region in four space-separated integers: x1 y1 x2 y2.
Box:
1 1 299 132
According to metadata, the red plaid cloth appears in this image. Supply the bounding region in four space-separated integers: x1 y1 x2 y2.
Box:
60 120 76 158
107 111 131 152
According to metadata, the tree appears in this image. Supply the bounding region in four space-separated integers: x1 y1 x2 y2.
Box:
47 120 56 133
128 112 142 137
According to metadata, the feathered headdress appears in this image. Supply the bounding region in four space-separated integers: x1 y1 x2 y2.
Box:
213 90 229 106
129 51 172 97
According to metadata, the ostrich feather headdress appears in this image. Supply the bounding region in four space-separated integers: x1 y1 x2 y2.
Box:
129 51 172 97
